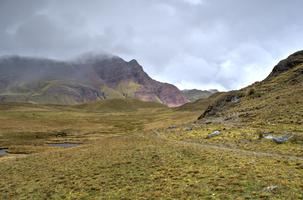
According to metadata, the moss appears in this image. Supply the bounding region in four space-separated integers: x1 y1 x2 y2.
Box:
116 81 141 98
100 84 124 99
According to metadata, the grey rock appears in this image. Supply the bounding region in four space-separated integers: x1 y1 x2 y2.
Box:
168 125 177 129
231 96 240 103
206 130 221 139
272 135 292 144
259 132 292 144
263 185 278 193
184 127 193 131
259 132 274 140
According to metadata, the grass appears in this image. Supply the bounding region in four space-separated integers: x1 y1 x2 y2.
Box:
199 63 303 126
1 134 302 199
116 80 141 99
0 101 194 154
0 100 302 199
161 123 303 157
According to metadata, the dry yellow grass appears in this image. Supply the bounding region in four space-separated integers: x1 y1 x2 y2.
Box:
0 101 302 199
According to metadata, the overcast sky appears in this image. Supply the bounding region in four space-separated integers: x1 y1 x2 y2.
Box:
1 0 303 90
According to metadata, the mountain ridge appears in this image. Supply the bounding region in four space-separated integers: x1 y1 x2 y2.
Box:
182 89 218 102
0 54 188 107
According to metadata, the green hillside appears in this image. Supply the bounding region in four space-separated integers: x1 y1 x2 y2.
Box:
182 89 218 102
198 51 303 126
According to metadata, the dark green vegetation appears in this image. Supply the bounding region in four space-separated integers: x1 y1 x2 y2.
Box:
0 51 303 199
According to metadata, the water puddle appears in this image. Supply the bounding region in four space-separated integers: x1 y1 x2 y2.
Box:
47 143 81 148
0 148 8 156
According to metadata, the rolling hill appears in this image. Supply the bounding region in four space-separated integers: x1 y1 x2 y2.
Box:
181 89 218 102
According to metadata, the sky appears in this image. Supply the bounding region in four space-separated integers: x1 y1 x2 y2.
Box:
1 0 303 91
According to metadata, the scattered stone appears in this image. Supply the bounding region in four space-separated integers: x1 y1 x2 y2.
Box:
259 132 293 144
206 130 221 139
231 96 240 103
272 135 292 144
184 127 193 131
264 135 274 139
260 132 274 140
263 185 278 193
168 125 177 129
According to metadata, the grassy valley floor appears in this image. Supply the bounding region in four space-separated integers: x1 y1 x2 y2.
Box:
0 102 302 199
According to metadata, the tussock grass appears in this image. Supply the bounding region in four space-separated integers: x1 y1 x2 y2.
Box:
0 100 302 199
1 135 302 199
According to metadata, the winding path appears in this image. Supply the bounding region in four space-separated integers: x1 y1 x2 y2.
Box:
150 130 303 161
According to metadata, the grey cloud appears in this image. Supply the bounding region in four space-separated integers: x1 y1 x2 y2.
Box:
1 0 303 90
0 0 47 30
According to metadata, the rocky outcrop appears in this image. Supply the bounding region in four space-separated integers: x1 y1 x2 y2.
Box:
267 50 303 79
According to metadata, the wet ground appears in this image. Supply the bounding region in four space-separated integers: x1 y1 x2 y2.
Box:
0 148 8 156
47 143 80 148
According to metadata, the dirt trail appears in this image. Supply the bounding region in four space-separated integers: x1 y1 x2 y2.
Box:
150 131 303 161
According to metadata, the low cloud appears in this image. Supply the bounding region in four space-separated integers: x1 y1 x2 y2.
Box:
1 0 303 90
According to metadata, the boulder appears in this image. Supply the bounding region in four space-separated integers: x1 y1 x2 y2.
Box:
206 130 221 139
168 125 177 129
272 135 292 144
184 127 193 131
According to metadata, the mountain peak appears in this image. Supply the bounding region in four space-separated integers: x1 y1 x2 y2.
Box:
128 59 139 65
72 51 120 64
0 54 187 107
267 50 303 78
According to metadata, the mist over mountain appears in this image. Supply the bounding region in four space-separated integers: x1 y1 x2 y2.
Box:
0 54 188 107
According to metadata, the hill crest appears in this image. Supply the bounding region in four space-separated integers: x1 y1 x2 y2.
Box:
196 50 303 125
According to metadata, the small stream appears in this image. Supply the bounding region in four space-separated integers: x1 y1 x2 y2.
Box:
0 148 8 156
47 143 81 148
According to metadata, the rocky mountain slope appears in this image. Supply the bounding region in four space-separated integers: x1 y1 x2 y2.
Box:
182 89 218 102
197 50 303 125
0 55 188 107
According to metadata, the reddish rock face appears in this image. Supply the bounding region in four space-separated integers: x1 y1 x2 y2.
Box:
156 84 189 107
0 54 188 107
91 57 188 107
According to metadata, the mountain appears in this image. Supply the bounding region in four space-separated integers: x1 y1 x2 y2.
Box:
0 54 188 107
182 89 218 102
197 50 303 125
177 91 223 112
